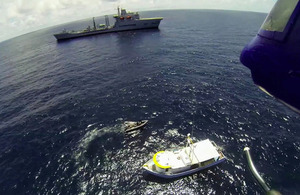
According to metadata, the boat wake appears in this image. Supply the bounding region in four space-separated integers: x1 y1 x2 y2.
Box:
72 124 124 194
74 124 123 162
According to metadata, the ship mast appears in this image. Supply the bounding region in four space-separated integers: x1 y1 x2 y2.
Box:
93 17 96 30
105 15 110 28
186 134 200 163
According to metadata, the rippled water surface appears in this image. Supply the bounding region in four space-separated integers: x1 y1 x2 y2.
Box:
0 10 299 194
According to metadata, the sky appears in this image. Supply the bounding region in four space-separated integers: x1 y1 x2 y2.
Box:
0 0 277 42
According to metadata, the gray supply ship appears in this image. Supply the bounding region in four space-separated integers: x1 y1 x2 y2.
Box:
54 8 163 40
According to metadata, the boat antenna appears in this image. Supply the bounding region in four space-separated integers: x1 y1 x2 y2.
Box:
192 112 195 138
191 86 196 138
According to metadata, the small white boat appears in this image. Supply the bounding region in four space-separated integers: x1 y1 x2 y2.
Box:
124 120 148 133
142 134 226 179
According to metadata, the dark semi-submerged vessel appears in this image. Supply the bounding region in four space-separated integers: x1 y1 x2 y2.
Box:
54 8 163 40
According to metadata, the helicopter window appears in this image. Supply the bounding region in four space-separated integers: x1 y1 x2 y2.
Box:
261 0 298 32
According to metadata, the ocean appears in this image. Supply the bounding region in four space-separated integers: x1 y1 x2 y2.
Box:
0 10 299 194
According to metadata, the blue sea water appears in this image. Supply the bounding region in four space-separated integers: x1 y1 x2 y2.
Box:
0 10 299 194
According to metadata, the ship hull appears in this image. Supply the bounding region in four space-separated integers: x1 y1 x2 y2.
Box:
54 18 162 41
143 158 226 179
